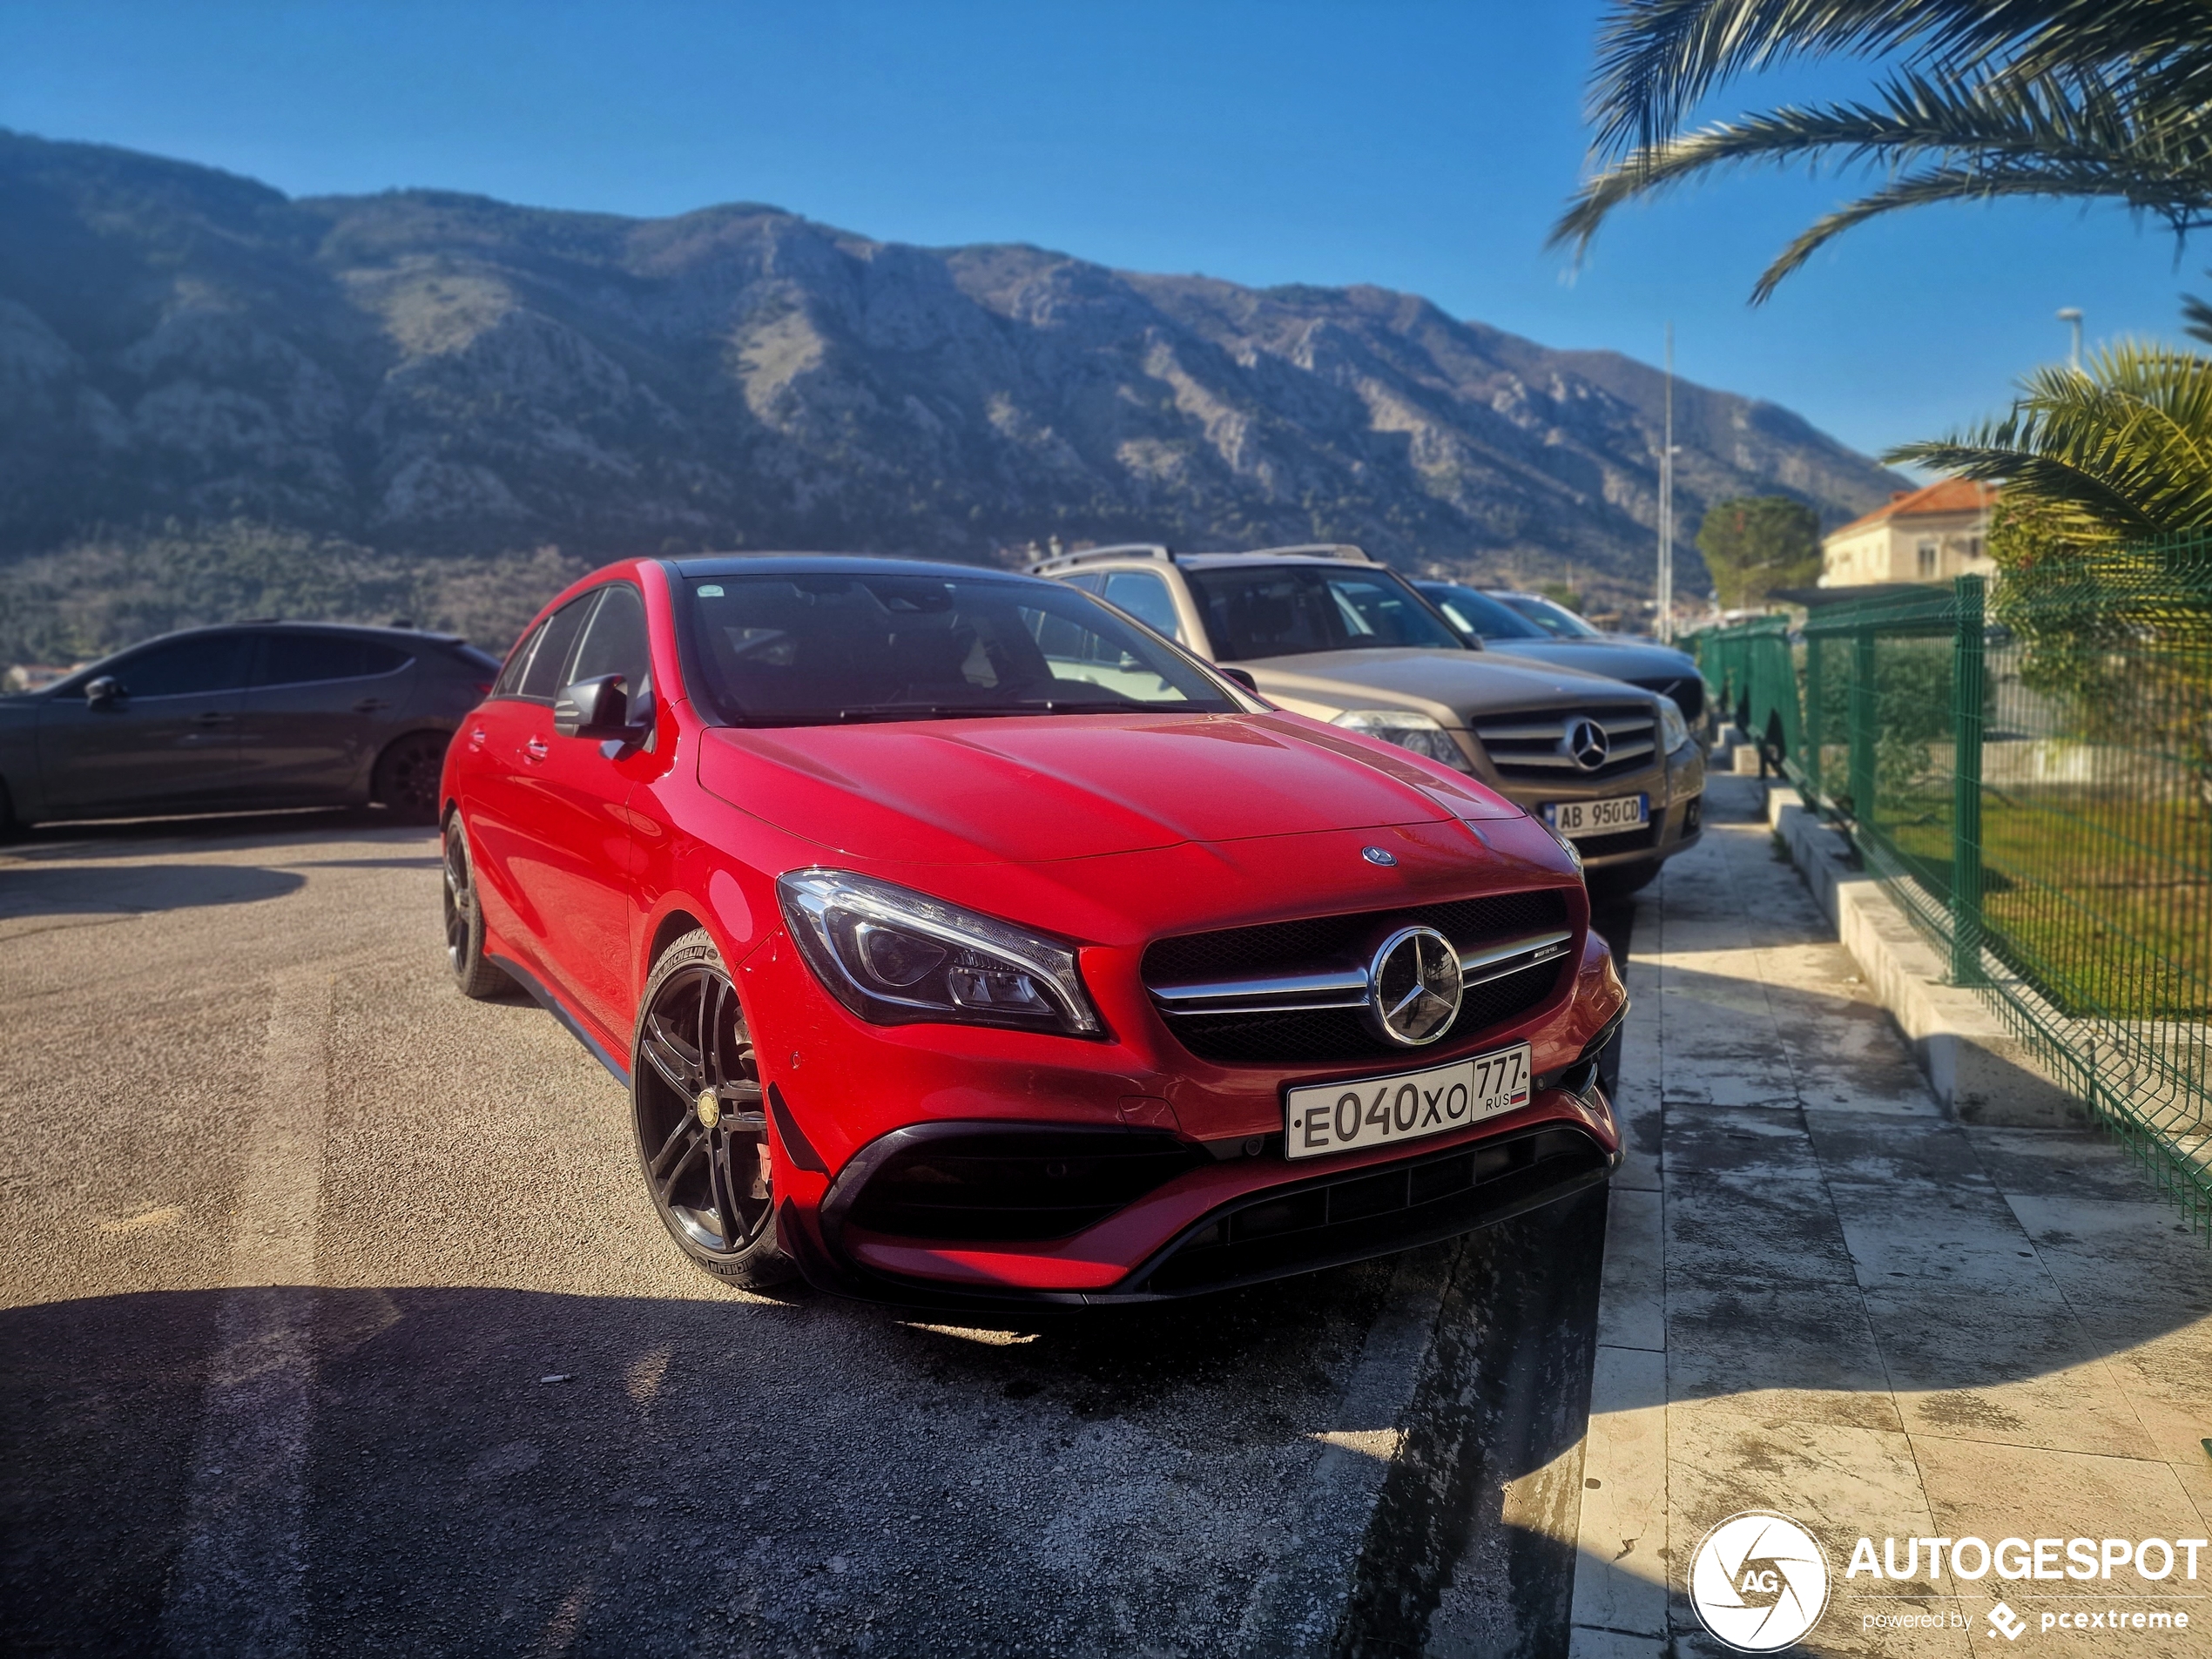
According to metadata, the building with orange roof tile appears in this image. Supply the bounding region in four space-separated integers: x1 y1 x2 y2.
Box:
1819 479 2000 588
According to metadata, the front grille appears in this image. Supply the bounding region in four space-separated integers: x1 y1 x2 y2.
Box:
841 1127 1204 1242
1471 705 1656 783
1141 1125 1609 1294
1162 956 1564 1063
1142 890 1567 985
1142 889 1573 1066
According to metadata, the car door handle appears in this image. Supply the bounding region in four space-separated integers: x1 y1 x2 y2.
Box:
523 736 550 761
192 711 236 726
353 698 391 713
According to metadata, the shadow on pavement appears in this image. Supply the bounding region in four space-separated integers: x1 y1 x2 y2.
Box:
0 860 307 920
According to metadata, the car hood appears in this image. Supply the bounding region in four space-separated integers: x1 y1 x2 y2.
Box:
1478 638 1701 685
1241 648 1649 723
697 710 1521 865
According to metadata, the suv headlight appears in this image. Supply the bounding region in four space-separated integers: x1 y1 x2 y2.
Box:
1658 695 1691 755
1331 709 1474 772
777 869 1103 1036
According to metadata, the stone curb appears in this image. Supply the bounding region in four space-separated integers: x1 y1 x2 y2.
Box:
1763 786 2079 1127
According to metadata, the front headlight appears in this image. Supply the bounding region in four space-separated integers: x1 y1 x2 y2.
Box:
1331 709 1474 772
1541 817 1586 877
1658 695 1691 755
777 869 1103 1036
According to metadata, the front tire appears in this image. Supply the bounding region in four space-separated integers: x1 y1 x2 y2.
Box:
631 928 796 1290
442 817 516 999
1587 857 1662 904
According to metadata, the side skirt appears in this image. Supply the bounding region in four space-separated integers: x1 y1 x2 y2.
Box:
489 953 631 1084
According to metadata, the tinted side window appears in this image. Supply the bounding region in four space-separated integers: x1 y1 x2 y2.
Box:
568 584 651 699
517 596 596 701
1102 571 1184 643
255 633 412 686
493 624 542 698
116 635 254 698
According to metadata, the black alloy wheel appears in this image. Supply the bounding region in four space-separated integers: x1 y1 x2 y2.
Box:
442 818 515 998
374 730 449 825
632 928 795 1288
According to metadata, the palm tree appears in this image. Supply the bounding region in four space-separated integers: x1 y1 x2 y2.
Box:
1554 1 2212 300
1889 341 2212 537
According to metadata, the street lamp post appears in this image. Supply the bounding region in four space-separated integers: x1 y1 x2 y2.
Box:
2056 307 2083 373
1657 322 1674 644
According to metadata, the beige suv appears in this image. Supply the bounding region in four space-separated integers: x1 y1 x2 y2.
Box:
1028 543 1705 896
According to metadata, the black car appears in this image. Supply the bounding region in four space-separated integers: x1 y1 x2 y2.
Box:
0 622 499 830
1413 582 1707 725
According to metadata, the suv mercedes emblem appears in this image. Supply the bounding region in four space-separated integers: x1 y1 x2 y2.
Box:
1564 716 1611 772
1366 926 1463 1046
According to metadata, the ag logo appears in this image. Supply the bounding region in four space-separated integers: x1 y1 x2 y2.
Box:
1689 1510 1831 1652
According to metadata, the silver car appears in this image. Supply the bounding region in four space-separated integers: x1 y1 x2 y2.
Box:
1028 543 1704 897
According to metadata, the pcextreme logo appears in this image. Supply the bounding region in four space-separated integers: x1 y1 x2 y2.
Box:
1689 1511 1831 1652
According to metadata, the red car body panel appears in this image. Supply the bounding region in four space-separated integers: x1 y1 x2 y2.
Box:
446 556 1627 1305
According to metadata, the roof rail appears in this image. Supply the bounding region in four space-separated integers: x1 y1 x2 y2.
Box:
1024 543 1175 575
1216 543 1376 564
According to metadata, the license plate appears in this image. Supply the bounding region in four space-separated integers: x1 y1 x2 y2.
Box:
1545 793 1648 838
1284 1043 1533 1161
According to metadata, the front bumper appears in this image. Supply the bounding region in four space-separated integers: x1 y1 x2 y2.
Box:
779 1084 1618 1308
1453 732 1706 872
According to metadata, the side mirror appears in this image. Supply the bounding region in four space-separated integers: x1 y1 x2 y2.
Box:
553 675 647 742
1218 666 1258 693
84 676 120 709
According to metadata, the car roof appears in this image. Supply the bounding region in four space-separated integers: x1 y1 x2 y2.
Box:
119 620 469 648
668 552 1054 585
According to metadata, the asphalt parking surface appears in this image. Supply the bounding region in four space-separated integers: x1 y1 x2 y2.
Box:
1 810 1618 1657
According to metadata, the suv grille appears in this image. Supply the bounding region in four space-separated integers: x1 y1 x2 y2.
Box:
1141 889 1573 1066
1471 705 1656 783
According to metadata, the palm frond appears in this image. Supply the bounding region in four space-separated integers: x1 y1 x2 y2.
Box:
1588 0 2203 158
1887 341 2212 536
1554 63 2212 296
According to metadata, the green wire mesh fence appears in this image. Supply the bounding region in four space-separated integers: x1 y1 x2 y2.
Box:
1690 544 2211 1240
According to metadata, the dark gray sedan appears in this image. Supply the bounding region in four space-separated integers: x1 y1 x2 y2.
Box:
0 623 500 830
1413 582 1708 724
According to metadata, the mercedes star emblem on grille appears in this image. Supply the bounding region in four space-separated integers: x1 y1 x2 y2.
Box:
1564 716 1611 772
1361 846 1398 867
1366 925 1464 1046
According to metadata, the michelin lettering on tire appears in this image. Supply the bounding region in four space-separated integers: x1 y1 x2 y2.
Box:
1689 1510 1831 1652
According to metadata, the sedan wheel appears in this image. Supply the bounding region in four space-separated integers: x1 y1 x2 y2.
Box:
442 818 514 999
374 731 449 825
631 928 795 1287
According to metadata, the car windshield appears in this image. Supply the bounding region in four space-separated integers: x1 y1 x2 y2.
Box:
1416 583 1548 640
1183 565 1466 662
678 571 1238 725
1496 593 1602 638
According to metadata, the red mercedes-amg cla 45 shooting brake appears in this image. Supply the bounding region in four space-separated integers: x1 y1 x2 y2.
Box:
441 556 1626 1306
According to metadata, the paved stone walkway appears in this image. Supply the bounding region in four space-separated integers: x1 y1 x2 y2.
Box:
1570 777 2212 1658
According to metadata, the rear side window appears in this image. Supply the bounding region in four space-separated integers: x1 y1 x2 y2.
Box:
1102 571 1184 643
254 633 411 686
516 595 597 701
115 634 255 698
568 584 651 700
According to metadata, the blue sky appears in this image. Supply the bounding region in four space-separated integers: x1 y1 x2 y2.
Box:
3 0 2202 466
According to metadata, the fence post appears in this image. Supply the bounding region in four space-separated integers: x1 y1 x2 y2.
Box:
1848 626 1876 829
1950 575 1986 985
1803 632 1824 801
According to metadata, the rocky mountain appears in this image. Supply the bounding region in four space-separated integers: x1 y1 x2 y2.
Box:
0 131 1900 590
